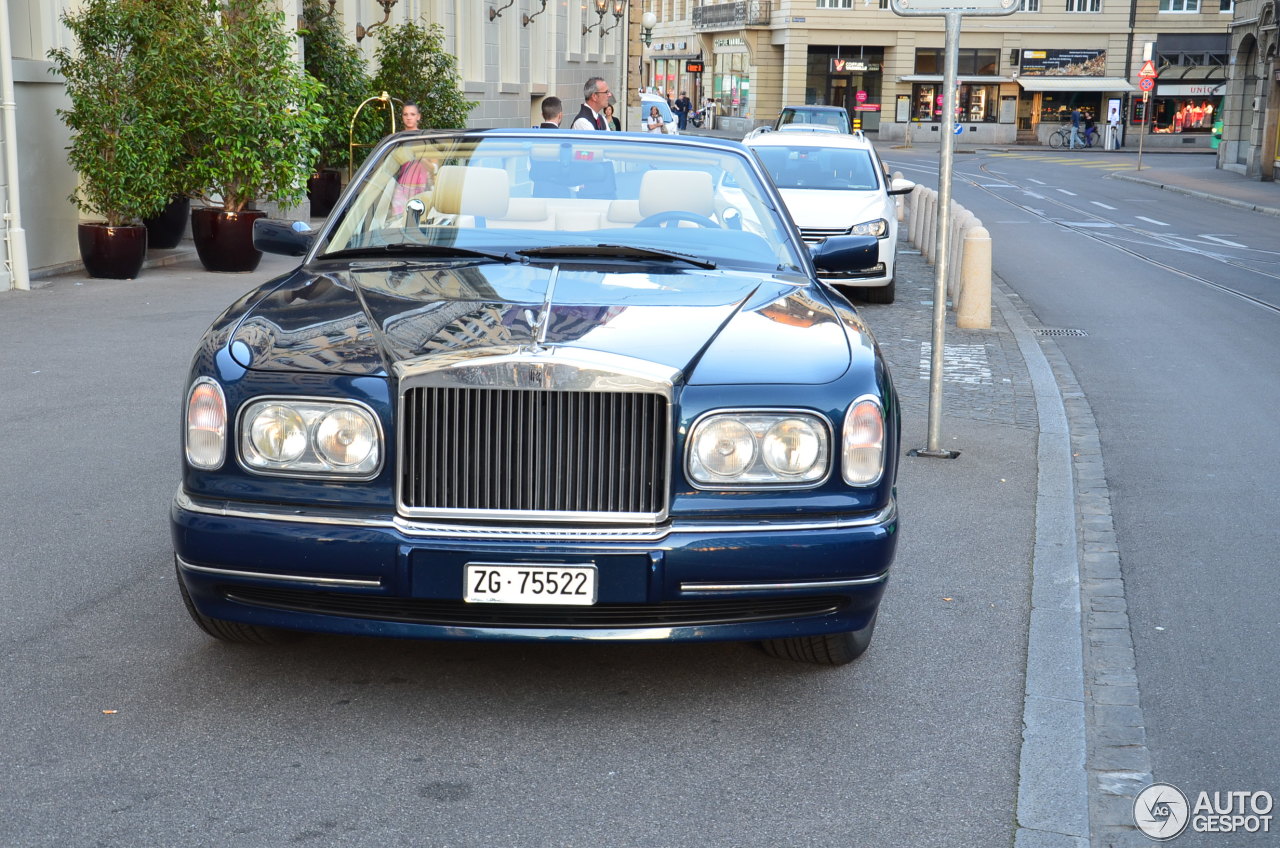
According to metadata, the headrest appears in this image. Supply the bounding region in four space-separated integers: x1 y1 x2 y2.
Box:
638 170 714 219
431 165 510 218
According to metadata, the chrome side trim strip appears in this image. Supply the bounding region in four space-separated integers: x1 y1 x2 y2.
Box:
175 555 383 588
680 573 889 594
175 490 895 542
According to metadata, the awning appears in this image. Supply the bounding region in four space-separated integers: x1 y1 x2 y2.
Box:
899 75 1013 84
1017 76 1136 93
1156 65 1226 82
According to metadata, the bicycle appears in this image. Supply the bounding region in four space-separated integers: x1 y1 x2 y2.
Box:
1048 127 1097 149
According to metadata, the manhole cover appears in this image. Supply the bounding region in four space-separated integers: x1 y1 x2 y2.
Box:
1034 328 1089 337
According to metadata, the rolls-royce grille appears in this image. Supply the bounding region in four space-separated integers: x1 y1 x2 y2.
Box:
400 386 669 517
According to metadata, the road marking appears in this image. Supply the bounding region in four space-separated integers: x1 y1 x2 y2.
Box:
1136 216 1169 227
1090 201 1116 210
1028 178 1047 185
1057 221 1116 228
981 183 1015 188
1024 191 1046 199
1056 189 1078 196
1200 234 1246 247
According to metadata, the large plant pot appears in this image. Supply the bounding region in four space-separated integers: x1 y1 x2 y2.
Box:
77 223 148 279
307 170 342 218
191 208 265 272
143 195 191 249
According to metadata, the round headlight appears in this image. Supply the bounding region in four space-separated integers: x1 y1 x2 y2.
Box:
314 408 376 467
248 405 307 463
694 417 756 478
761 417 823 476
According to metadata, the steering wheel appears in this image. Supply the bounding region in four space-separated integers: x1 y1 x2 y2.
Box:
635 210 720 229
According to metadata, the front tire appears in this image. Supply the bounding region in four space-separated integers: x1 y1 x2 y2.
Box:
760 613 877 666
1048 131 1064 149
176 559 301 645
859 279 896 305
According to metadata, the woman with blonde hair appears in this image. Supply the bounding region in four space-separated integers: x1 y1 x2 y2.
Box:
646 105 665 133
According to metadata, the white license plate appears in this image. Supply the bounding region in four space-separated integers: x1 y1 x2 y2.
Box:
464 563 598 606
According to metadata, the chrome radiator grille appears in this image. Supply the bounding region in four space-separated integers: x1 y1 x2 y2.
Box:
400 386 670 519
798 225 853 244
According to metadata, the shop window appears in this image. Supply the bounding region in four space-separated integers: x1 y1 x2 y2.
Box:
1158 0 1199 9
1148 98 1218 133
1066 0 1101 10
910 84 1000 122
914 49 999 76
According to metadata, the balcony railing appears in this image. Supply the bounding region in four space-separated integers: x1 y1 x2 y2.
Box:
692 1 772 30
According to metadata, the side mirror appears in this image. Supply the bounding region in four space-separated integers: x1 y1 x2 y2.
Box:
887 178 916 197
252 219 314 257
810 234 879 275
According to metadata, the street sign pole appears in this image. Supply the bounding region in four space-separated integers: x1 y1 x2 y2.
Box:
1136 61 1157 172
891 0 1018 459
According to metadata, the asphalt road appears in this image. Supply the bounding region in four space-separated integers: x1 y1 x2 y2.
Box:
884 147 1280 845
1 253 1036 845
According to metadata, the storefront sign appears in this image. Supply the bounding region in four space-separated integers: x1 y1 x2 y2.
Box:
829 59 880 73
1019 49 1107 77
896 94 911 122
686 60 705 74
1157 83 1225 96
855 104 882 111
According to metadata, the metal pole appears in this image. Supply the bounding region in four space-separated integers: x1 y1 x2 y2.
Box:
917 11 963 459
1136 90 1149 172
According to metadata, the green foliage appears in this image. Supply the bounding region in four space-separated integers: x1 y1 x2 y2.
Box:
169 0 326 213
48 0 179 227
371 21 474 131
300 0 370 171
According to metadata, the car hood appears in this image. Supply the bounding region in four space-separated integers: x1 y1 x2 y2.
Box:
229 262 856 386
778 188 888 229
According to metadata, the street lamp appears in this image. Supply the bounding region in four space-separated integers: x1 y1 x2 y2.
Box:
641 11 657 46
599 0 625 37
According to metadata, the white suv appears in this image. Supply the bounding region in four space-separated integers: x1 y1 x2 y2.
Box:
746 131 914 303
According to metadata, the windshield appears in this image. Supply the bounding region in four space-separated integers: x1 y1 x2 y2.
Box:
752 145 883 192
319 133 803 273
779 109 850 132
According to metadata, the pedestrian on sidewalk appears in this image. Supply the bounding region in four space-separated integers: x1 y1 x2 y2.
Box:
675 91 692 131
536 96 563 129
1083 111 1097 147
1069 107 1082 149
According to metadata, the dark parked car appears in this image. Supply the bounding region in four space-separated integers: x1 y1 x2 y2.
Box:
173 129 900 665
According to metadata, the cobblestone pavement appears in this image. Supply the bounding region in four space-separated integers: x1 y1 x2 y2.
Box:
853 243 1039 433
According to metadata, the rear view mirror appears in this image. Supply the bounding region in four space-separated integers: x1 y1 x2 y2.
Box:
252 219 314 257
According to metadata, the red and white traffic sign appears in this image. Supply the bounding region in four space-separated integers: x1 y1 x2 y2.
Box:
1139 77 1154 92
1139 60 1157 79
855 89 868 104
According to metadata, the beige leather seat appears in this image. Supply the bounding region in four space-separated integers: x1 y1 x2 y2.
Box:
637 169 715 224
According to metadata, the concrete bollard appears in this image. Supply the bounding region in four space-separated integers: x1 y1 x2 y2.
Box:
893 171 905 222
908 185 924 247
949 209 973 304
956 225 992 329
923 189 937 263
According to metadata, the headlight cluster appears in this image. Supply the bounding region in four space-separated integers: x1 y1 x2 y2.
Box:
687 412 830 487
239 398 381 477
686 402 886 489
850 218 889 238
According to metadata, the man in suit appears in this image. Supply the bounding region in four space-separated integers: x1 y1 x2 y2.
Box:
570 77 611 130
537 96 563 128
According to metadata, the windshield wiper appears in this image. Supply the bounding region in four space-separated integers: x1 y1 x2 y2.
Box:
318 243 517 263
517 244 717 269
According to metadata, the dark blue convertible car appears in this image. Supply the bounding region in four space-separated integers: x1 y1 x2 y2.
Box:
173 129 899 665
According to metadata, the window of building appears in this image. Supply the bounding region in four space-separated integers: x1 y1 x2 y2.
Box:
1065 0 1101 10
1020 0 1040 10
817 0 855 7
1219 0 1232 11
1158 0 1199 10
914 49 1000 75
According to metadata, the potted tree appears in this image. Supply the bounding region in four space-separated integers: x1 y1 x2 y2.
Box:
48 0 177 279
301 0 369 217
167 0 325 272
370 20 473 131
